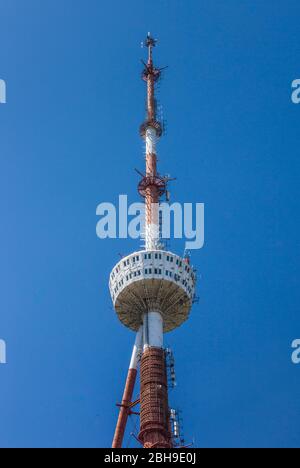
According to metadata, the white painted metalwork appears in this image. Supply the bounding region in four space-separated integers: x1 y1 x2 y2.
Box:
145 222 159 251
129 325 143 370
145 127 157 154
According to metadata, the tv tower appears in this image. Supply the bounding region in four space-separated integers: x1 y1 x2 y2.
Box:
109 34 196 448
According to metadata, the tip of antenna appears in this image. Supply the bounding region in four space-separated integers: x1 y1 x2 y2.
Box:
144 33 157 48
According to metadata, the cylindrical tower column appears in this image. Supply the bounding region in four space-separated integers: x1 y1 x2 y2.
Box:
143 310 163 350
112 326 143 448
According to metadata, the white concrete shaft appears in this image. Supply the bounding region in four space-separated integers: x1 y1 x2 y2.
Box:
145 222 159 251
129 325 143 370
143 311 163 350
145 127 157 155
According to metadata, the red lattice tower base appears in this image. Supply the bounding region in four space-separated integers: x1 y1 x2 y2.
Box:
138 347 172 448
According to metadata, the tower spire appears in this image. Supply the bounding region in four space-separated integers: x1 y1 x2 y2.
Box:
145 32 156 65
139 33 165 250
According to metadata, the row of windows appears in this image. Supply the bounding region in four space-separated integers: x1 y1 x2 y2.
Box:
114 268 193 284
145 253 189 272
126 270 141 281
112 253 193 281
113 268 193 295
144 252 163 260
111 264 121 279
145 268 162 275
123 255 140 268
114 270 142 293
112 256 141 279
165 256 190 275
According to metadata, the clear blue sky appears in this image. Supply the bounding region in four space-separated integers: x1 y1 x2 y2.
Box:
0 0 299 448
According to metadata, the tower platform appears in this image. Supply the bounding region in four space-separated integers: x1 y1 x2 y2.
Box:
109 250 196 332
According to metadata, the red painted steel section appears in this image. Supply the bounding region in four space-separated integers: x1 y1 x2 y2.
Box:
112 368 137 448
138 347 172 448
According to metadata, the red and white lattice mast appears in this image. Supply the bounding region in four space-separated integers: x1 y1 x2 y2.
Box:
109 34 196 448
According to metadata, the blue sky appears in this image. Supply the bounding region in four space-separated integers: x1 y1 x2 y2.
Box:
0 0 300 448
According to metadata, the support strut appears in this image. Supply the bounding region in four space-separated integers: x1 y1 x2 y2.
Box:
112 326 143 448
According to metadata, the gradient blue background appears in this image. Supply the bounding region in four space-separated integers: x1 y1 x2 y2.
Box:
0 0 299 448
